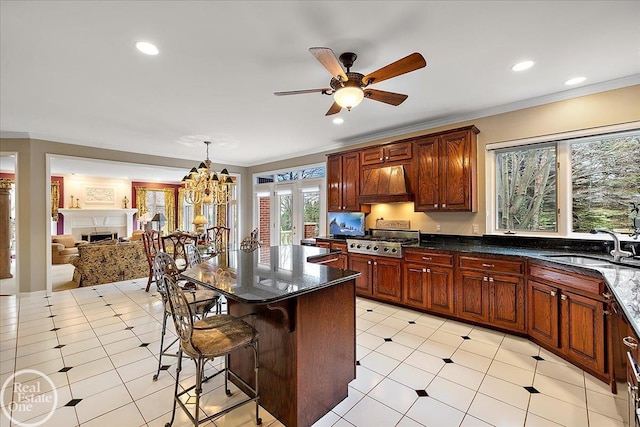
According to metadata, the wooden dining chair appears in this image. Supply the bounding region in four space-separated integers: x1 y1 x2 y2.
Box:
142 229 162 292
161 232 197 272
205 226 230 254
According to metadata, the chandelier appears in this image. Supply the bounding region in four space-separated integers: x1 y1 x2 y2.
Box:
182 141 234 206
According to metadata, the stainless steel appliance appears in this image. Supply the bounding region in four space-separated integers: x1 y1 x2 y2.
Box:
625 335 640 427
346 229 419 259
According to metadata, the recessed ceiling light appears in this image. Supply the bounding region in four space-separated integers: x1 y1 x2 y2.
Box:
332 117 344 125
135 41 159 56
511 60 535 72
565 76 586 86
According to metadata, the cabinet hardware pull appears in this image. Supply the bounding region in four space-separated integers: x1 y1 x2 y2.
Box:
603 310 610 316
427 268 431 273
550 290 556 297
442 204 446 208
422 256 432 260
385 156 389 160
488 277 494 282
483 276 488 281
560 294 567 301
482 263 494 268
374 261 377 266
422 268 427 273
380 157 384 161
434 204 438 208
623 336 639 349
367 260 371 265
602 292 612 299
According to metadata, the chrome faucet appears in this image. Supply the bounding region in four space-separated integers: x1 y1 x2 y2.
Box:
591 229 633 262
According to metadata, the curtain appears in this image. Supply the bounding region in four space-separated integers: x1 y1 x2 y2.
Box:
163 188 175 233
135 186 148 218
51 181 60 221
177 188 185 230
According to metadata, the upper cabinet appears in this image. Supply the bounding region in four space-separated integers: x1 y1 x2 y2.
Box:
413 125 479 212
327 152 369 213
360 141 412 166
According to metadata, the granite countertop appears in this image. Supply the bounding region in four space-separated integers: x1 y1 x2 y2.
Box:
180 245 360 304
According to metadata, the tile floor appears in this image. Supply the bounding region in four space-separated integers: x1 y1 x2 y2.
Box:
0 278 630 427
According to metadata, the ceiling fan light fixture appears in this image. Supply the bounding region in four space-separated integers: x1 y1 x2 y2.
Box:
333 86 364 111
135 41 159 56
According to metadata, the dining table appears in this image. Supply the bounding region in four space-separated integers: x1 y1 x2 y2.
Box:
180 245 361 427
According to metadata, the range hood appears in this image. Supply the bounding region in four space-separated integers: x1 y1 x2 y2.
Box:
358 165 413 204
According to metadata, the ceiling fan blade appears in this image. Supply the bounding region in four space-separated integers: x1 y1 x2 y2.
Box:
325 102 342 116
362 53 426 85
309 47 348 82
364 89 408 106
274 88 332 96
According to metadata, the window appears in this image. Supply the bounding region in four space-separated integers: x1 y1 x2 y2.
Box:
253 164 326 246
488 125 640 238
496 145 557 232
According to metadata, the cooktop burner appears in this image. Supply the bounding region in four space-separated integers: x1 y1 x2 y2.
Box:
346 229 420 258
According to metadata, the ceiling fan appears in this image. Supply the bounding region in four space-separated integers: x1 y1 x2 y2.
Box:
274 47 427 116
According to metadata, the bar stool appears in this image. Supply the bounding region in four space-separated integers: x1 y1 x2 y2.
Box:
164 274 261 426
152 252 220 381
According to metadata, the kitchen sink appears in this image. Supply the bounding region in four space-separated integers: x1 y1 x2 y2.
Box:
545 255 612 266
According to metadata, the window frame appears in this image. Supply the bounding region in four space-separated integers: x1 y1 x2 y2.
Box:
485 121 640 240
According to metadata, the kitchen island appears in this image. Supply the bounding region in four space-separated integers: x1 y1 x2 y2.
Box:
180 245 360 427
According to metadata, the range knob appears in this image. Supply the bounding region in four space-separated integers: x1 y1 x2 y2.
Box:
383 247 389 252
373 246 379 251
391 248 398 253
356 244 362 249
349 243 355 248
366 245 371 250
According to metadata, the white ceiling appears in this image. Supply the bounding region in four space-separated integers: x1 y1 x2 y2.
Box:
1 1 639 176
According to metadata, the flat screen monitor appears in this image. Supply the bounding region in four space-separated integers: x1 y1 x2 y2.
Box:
329 212 365 237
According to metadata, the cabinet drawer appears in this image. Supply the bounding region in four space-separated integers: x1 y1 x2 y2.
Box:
459 255 524 276
529 264 603 296
332 242 347 252
404 249 453 267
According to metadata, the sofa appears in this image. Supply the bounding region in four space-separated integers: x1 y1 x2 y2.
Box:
52 234 87 264
70 240 148 287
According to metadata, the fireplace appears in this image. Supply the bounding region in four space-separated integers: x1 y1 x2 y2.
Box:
81 232 118 242
58 208 137 241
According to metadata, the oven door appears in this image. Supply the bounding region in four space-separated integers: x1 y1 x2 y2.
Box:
627 350 640 426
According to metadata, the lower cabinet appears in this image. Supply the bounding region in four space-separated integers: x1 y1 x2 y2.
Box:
528 263 606 377
403 249 454 315
456 255 526 333
349 254 402 302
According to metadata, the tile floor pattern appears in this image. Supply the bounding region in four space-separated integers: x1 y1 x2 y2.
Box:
0 279 630 427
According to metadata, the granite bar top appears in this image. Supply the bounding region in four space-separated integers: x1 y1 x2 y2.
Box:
180 245 360 304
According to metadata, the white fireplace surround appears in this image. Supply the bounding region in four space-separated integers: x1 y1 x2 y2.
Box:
58 208 138 241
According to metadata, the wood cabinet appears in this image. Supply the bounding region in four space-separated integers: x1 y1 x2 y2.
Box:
403 249 454 315
327 152 368 212
528 262 606 376
312 239 348 269
456 255 526 333
414 126 479 212
360 141 412 166
348 253 402 302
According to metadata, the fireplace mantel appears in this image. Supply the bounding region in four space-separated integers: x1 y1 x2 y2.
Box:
59 208 138 241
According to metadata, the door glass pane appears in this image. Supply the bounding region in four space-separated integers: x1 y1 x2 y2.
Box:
302 190 320 238
279 193 293 245
257 193 271 247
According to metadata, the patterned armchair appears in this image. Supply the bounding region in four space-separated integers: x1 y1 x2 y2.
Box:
70 240 148 287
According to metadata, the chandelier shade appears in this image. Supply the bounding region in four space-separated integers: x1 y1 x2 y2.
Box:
182 141 234 206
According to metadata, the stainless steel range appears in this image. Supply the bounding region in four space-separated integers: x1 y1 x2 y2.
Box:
347 229 420 259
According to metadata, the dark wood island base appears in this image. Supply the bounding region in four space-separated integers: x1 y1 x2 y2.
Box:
228 278 356 427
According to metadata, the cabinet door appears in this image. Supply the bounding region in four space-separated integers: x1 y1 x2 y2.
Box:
428 266 455 315
373 258 402 303
349 254 373 296
414 136 439 211
457 270 489 323
489 274 525 333
342 152 361 211
528 280 560 348
327 155 343 211
386 141 412 162
561 290 605 374
360 146 385 166
403 263 428 309
439 130 473 211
